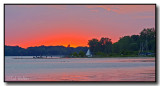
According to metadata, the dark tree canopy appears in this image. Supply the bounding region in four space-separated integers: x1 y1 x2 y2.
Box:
5 45 88 56
112 28 155 55
88 37 112 55
88 28 155 56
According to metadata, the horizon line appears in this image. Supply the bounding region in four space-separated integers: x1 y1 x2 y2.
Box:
5 45 89 49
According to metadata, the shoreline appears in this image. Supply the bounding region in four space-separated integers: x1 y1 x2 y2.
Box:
11 56 155 59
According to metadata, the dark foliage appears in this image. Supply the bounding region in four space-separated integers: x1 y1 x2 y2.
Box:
88 37 112 55
112 28 155 55
88 28 155 56
5 45 88 56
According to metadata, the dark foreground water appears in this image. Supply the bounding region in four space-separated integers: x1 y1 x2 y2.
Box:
5 56 155 81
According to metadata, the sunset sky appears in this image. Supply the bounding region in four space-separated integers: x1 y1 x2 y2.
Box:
5 5 155 48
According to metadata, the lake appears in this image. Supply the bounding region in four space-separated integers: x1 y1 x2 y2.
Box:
5 56 155 81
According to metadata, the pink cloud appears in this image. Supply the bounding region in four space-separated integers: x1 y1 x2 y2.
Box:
85 5 119 12
85 5 155 14
15 5 67 9
90 9 99 12
133 16 154 19
13 5 155 14
113 5 155 14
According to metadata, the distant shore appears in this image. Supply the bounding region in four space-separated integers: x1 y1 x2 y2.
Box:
8 56 155 59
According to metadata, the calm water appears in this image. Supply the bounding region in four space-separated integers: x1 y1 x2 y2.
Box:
5 56 155 81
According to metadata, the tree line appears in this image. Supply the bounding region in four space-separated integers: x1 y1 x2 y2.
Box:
5 45 88 56
88 28 155 56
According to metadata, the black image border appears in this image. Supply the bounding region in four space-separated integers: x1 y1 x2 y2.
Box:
4 4 157 84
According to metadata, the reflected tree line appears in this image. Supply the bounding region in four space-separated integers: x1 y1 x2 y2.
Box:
5 28 155 57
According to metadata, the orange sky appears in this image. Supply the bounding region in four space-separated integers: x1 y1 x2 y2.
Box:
5 5 155 48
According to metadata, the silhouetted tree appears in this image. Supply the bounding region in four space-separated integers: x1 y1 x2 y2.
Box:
72 52 79 57
88 38 100 54
88 37 112 55
99 37 112 54
79 51 85 57
5 45 88 56
140 28 155 52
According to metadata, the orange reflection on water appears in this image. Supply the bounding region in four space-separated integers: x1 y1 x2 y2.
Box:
6 66 155 81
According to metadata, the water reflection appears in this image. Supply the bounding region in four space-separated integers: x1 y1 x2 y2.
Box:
5 57 155 81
